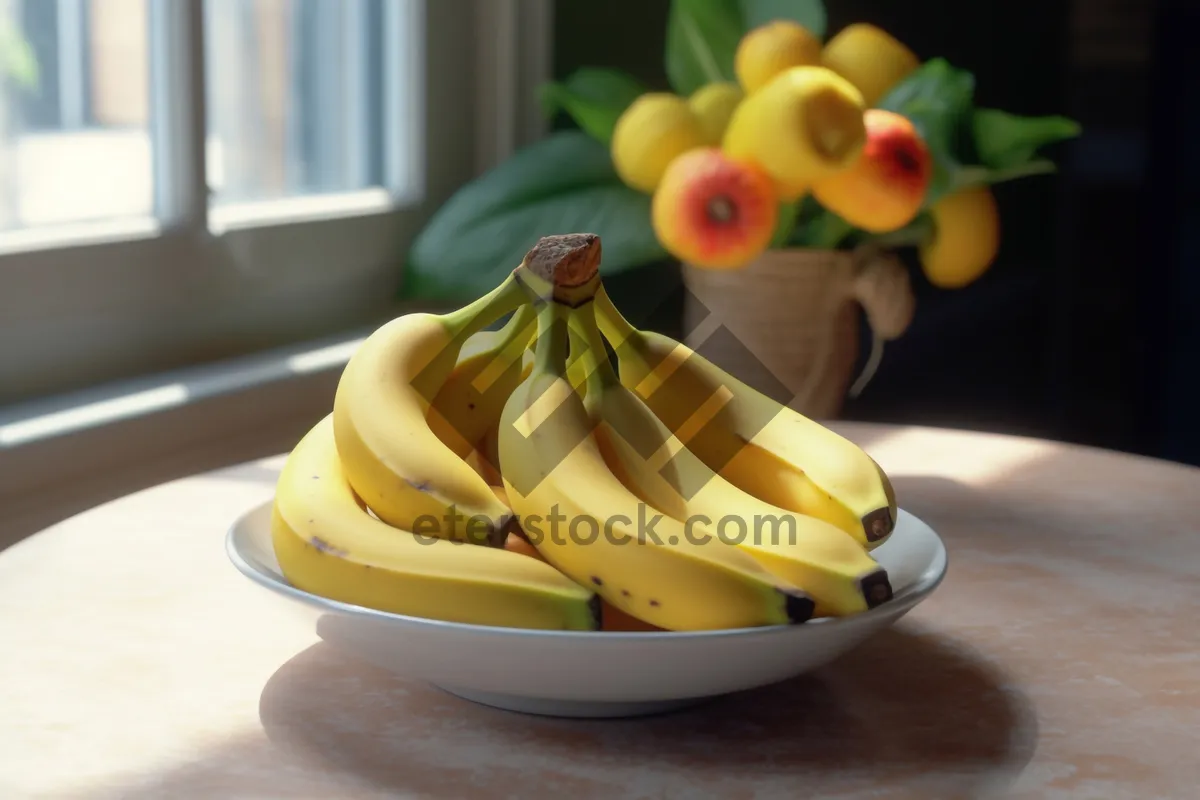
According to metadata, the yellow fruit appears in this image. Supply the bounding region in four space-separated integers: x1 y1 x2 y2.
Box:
504 530 666 632
735 20 823 94
688 82 744 145
821 23 919 108
652 147 778 270
811 109 932 233
919 186 1001 289
611 93 708 193
723 66 867 200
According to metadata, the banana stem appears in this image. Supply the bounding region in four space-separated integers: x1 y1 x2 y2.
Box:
442 273 527 341
592 284 646 380
570 303 618 386
514 233 603 308
593 286 637 344
497 303 539 359
566 303 621 415
530 299 570 377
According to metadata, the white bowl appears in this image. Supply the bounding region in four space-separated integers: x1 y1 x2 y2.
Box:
227 502 947 718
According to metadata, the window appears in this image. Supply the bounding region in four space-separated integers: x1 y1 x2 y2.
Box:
0 0 550 406
204 0 415 219
2 0 153 231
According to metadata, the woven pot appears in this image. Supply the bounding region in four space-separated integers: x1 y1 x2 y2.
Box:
680 247 915 419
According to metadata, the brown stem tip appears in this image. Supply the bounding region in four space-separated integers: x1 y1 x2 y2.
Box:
862 507 894 543
783 590 816 624
521 233 602 288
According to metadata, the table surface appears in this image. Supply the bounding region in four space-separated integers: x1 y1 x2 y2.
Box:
2 422 1198 799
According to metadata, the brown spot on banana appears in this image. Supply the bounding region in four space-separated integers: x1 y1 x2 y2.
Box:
309 536 349 557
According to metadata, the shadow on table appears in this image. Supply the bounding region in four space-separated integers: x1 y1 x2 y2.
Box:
53 623 1036 799
247 624 1039 798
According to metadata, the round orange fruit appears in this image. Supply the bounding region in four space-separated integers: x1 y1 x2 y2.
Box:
652 147 779 271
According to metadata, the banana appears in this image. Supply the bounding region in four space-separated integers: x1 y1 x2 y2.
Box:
569 302 892 617
466 421 506 486
426 303 538 458
565 325 591 398
271 415 601 631
332 275 527 546
594 286 897 549
465 316 586 488
497 234 815 631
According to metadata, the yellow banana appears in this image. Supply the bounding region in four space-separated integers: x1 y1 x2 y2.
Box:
271 415 600 631
566 323 595 398
594 286 897 549
570 302 892 617
426 303 538 458
466 419 507 487
497 236 814 631
332 274 526 546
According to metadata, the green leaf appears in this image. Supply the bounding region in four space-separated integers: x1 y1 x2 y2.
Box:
952 159 1059 190
860 213 934 249
769 200 801 247
878 58 976 207
737 0 826 37
540 68 648 145
803 211 854 249
665 0 743 97
402 131 666 302
972 108 1081 170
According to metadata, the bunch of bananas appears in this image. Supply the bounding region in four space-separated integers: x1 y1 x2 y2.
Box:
271 233 900 633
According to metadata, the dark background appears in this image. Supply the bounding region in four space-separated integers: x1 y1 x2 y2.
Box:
552 0 1200 468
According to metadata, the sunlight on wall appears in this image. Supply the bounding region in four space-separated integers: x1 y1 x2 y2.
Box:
0 384 189 447
285 338 365 374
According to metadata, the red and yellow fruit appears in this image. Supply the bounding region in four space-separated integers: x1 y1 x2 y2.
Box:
734 20 823 94
611 93 708 194
821 23 920 108
811 109 932 232
651 147 778 271
919 186 1001 289
723 65 867 201
688 82 744 146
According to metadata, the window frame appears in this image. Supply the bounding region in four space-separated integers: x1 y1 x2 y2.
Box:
0 0 553 406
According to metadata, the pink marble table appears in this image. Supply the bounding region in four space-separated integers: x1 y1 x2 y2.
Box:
1 422 1198 799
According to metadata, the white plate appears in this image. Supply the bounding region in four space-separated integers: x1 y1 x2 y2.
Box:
227 501 947 718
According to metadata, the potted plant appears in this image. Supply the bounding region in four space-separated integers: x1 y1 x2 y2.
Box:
401 0 1079 417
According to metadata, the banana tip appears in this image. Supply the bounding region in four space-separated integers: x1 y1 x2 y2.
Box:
588 594 604 630
860 570 893 609
783 590 816 624
863 507 894 543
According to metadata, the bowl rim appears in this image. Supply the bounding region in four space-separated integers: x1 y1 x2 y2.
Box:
226 500 948 641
